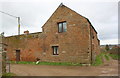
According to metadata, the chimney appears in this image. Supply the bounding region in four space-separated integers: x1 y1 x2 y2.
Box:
24 30 29 34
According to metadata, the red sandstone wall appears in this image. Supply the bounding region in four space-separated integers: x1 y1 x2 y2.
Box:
42 5 92 64
5 34 43 62
5 5 100 64
91 26 100 62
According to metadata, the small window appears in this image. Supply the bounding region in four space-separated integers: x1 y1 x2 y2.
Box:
93 36 94 39
52 46 59 55
58 22 67 32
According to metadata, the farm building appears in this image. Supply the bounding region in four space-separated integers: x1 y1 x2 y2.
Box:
4 4 100 64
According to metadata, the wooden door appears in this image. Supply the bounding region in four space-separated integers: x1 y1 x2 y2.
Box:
16 50 20 61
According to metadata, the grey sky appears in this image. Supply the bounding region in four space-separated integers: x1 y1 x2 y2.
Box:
0 0 119 45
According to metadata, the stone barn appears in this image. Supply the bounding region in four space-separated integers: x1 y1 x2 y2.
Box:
5 4 100 64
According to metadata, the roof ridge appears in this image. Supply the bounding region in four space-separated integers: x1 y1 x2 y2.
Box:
42 3 86 28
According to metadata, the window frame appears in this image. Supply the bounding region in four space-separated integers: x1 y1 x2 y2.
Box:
52 46 59 55
58 21 67 33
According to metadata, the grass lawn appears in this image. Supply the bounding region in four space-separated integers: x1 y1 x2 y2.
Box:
10 61 83 66
9 52 119 66
2 73 16 78
92 53 104 66
92 52 111 66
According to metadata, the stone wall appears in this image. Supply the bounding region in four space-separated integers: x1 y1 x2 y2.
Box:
0 35 2 77
42 5 92 64
0 35 6 76
90 25 100 63
4 4 100 64
5 33 42 62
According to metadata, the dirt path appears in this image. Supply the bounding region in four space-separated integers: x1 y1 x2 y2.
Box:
10 59 118 76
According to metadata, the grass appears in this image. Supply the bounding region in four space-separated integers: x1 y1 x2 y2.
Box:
10 61 35 65
92 52 111 66
104 54 110 61
10 61 83 66
92 52 120 66
109 54 120 60
2 73 16 78
10 53 118 66
92 53 103 66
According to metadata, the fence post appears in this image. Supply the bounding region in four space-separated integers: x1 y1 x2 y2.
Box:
0 33 7 76
0 35 2 78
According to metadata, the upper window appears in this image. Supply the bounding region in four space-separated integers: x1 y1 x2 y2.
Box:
58 22 67 33
52 46 59 55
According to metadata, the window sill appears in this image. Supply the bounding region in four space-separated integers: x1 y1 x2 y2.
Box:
51 54 59 56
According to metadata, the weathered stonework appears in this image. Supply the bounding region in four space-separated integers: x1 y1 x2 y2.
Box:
0 35 2 76
4 4 100 64
0 34 7 75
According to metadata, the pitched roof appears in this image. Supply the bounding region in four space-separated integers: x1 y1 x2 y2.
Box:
42 3 97 34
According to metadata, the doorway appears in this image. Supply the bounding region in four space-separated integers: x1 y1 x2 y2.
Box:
16 50 20 61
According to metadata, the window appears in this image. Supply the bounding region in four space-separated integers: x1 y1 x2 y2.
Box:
93 36 94 39
58 22 67 32
52 46 59 55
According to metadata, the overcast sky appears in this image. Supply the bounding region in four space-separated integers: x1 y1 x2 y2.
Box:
0 0 119 45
